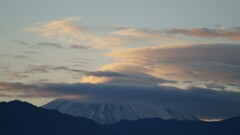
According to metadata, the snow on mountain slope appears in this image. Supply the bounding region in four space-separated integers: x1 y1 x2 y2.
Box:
42 99 197 124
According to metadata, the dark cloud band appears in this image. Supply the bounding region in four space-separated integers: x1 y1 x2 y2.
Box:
1 82 240 120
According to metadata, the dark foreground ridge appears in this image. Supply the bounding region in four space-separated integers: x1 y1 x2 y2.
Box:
0 100 240 135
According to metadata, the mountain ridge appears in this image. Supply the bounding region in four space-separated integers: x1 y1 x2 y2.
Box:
42 98 197 124
1 100 240 135
0 100 113 135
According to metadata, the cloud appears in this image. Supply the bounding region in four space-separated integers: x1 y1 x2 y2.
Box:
24 65 51 73
51 66 88 73
22 65 87 74
12 40 29 46
89 43 240 90
24 17 123 50
69 44 89 49
28 65 172 85
12 39 65 50
36 42 62 49
1 81 240 119
17 17 240 120
1 64 90 83
25 17 82 37
24 51 39 55
20 41 88 50
25 17 191 50
107 43 240 65
86 71 130 77
8 72 28 79
166 27 240 40
13 55 30 60
81 69 173 85
110 28 168 40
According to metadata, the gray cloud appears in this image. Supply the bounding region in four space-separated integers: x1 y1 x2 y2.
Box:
2 65 88 82
36 42 91 50
12 40 29 46
86 71 129 77
108 43 240 65
13 55 30 60
36 42 62 49
50 66 172 85
22 65 87 74
70 44 89 49
1 82 240 119
52 66 88 73
24 65 51 73
24 51 39 55
110 26 240 41
166 27 240 40
83 70 174 85
106 43 240 89
8 72 28 79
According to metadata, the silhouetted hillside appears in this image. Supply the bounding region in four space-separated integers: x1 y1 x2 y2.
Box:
0 100 240 135
0 100 113 135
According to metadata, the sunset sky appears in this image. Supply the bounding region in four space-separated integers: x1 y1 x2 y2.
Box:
1 0 240 120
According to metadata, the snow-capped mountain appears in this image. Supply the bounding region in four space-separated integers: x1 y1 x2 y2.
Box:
42 99 197 124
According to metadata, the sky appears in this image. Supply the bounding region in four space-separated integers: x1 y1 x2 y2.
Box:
1 0 240 120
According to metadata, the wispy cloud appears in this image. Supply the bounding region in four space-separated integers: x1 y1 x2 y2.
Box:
36 42 62 49
1 64 90 83
24 17 191 50
166 27 240 40
11 40 29 46
24 65 51 73
51 66 88 73
107 43 240 65
24 51 39 55
12 39 65 50
24 17 122 50
25 17 82 37
81 43 240 90
8 72 28 79
13 55 30 60
40 65 168 86
69 44 89 49
21 65 88 75
81 69 173 85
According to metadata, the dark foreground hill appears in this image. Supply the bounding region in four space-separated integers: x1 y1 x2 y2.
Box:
0 100 240 135
0 100 113 135
108 116 240 135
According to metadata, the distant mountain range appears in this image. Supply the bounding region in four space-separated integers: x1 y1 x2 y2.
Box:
42 99 197 124
1 100 240 135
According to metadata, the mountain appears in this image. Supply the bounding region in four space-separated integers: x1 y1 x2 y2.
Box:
108 117 240 135
42 99 197 124
1 100 240 135
0 100 113 135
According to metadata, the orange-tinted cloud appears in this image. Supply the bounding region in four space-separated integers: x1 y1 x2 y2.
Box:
25 17 191 50
80 63 173 85
80 43 240 90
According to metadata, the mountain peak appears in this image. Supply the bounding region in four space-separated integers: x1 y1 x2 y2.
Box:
0 100 35 108
42 98 197 124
